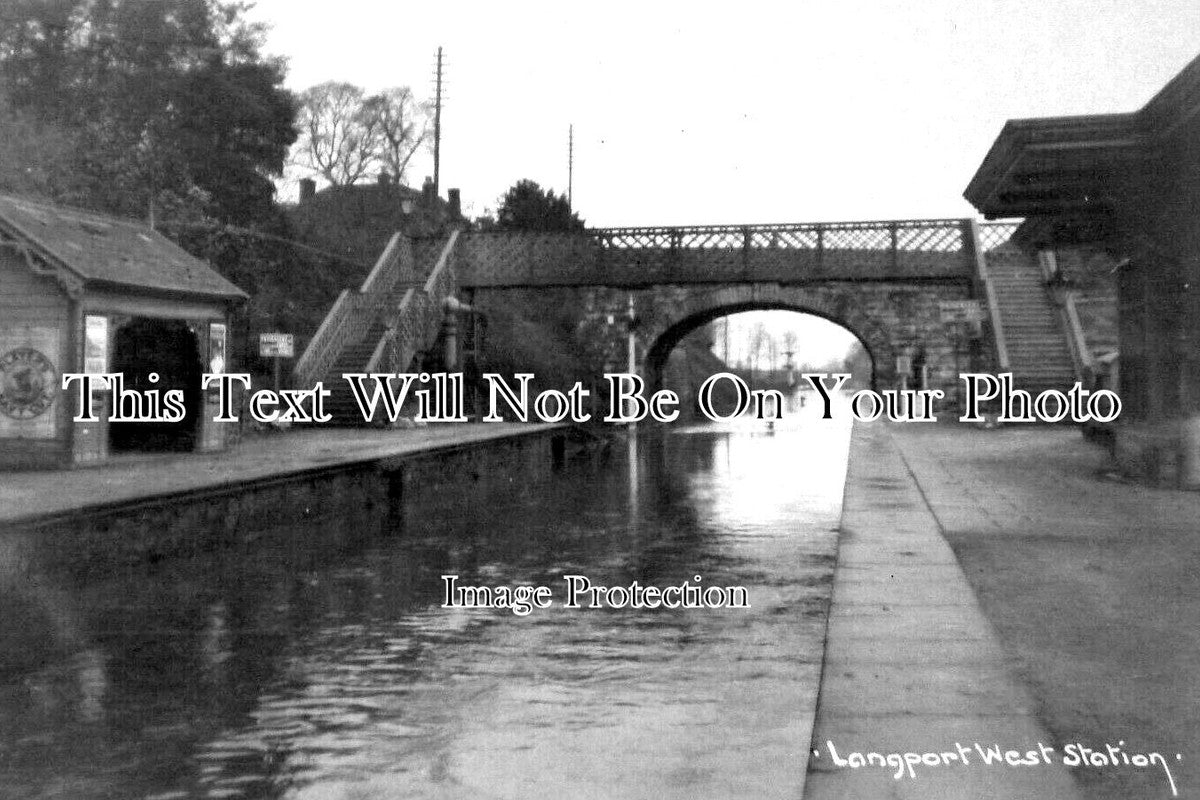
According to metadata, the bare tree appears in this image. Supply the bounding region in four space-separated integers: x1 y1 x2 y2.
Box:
364 86 428 184
782 330 798 355
747 321 771 377
293 81 381 186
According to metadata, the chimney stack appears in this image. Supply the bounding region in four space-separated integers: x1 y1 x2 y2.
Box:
421 176 436 204
447 188 461 218
377 171 391 187
298 178 316 203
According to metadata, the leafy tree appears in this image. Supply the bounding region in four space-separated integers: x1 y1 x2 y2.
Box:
0 0 296 225
494 179 584 232
171 56 298 223
0 85 74 198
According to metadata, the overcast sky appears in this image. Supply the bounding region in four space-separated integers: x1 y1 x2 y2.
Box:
250 1 1200 363
252 0 1200 226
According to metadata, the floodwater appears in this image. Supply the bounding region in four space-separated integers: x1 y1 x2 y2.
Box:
0 409 853 800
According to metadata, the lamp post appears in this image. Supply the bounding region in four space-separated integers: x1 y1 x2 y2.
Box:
626 294 636 377
896 344 913 393
784 349 797 414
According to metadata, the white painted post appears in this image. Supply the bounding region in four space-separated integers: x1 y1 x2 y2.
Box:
626 294 637 425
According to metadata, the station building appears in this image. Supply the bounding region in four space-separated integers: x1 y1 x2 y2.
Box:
966 53 1200 486
0 194 246 469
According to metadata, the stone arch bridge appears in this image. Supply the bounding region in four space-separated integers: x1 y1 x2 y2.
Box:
296 218 1027 418
454 219 1020 396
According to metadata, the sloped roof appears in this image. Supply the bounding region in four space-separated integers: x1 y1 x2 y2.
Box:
0 193 246 300
964 52 1200 229
286 180 455 266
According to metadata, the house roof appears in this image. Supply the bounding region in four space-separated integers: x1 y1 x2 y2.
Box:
0 193 247 301
964 52 1200 238
286 180 457 265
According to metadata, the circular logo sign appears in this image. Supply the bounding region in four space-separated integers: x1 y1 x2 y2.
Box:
0 347 57 419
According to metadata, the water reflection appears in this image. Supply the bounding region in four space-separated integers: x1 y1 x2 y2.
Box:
0 416 851 800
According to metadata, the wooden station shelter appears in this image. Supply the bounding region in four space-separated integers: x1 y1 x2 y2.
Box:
0 193 246 469
966 53 1200 486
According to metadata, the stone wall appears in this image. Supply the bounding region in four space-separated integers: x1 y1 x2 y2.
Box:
474 280 984 402
0 428 564 578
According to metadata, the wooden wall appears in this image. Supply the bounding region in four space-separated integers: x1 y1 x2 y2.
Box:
0 247 73 468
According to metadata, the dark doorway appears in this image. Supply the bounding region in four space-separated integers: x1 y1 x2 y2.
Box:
110 318 203 452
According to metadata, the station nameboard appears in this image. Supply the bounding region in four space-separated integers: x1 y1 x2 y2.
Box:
938 300 985 324
259 332 294 358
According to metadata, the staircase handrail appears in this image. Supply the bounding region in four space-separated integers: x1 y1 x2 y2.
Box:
1037 249 1094 379
294 288 353 389
366 229 460 374
294 232 414 387
967 220 1011 372
1062 291 1095 376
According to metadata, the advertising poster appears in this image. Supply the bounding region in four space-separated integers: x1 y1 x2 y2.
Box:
0 324 60 438
83 315 109 375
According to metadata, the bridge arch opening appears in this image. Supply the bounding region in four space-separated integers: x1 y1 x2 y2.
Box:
644 305 878 417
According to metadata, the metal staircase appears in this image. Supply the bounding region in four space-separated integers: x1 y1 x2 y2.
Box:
294 230 460 424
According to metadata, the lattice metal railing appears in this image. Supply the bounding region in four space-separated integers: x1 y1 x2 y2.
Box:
456 232 601 285
595 219 967 251
294 288 354 388
749 228 820 249
368 230 460 375
975 220 1030 374
458 218 978 286
964 220 1012 373
977 221 1021 252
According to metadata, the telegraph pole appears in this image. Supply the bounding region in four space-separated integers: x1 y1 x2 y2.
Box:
568 124 574 210
433 46 444 196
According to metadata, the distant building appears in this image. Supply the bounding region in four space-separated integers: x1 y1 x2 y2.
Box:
288 173 462 269
0 194 246 468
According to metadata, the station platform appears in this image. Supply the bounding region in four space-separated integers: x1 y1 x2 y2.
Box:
806 422 1196 800
0 424 559 529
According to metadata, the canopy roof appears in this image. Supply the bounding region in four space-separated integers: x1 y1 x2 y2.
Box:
965 53 1200 241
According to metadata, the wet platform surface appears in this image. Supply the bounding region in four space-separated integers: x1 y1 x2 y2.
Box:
805 424 1083 799
888 423 1198 800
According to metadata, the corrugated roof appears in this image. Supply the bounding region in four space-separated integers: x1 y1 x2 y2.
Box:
0 193 246 300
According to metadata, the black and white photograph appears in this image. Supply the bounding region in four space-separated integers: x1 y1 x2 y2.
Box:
0 1 1197 797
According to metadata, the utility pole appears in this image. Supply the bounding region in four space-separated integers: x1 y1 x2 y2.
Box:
433 46 444 196
568 124 574 210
